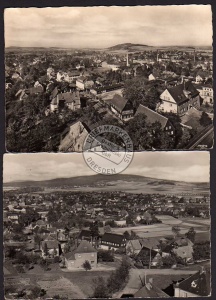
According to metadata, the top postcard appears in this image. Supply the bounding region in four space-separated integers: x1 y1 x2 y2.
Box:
4 5 213 152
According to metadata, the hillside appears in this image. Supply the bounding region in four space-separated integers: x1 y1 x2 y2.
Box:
107 43 150 51
4 174 209 195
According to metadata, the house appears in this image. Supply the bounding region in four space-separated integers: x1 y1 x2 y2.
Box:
135 104 175 136
159 81 200 115
7 212 19 224
107 94 134 121
41 234 59 257
28 85 44 95
56 71 69 82
59 120 102 152
171 237 194 262
140 238 160 252
50 91 81 112
64 240 97 270
101 233 126 250
58 121 89 152
78 229 93 242
47 67 55 79
76 77 94 90
196 84 213 105
133 278 169 298
115 219 127 226
174 268 210 297
126 239 143 256
195 70 210 83
136 246 162 267
67 70 81 82
148 70 161 81
15 89 28 101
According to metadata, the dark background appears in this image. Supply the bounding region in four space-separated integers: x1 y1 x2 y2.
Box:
0 1 215 299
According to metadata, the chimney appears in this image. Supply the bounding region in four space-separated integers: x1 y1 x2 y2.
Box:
126 53 129 67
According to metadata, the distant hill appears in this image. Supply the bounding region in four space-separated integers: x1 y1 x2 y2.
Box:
3 174 209 195
107 43 152 52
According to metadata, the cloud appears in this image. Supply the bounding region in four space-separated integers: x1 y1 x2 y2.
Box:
3 152 209 183
4 5 212 48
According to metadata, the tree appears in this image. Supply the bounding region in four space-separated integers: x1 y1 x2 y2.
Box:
185 227 196 243
126 215 134 226
200 112 212 127
47 208 59 224
193 241 210 261
98 250 114 262
89 221 99 240
107 257 131 294
161 112 183 147
43 242 49 257
123 231 131 240
104 225 111 233
34 234 42 249
83 260 91 271
177 128 192 149
53 247 58 257
162 255 177 268
123 77 148 109
92 276 109 298
172 225 181 237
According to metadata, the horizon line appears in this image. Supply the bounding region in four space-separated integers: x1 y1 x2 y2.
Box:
3 173 210 185
5 44 213 49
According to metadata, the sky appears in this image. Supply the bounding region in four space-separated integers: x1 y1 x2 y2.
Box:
4 5 212 48
3 152 209 183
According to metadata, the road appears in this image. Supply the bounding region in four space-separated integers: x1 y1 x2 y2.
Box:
186 124 213 149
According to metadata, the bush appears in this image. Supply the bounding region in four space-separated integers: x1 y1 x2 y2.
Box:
98 250 114 262
200 112 212 127
82 260 91 271
115 247 126 255
107 257 130 293
53 256 60 263
193 241 210 261
92 276 109 298
161 255 177 268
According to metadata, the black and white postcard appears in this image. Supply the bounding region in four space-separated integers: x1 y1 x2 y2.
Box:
3 151 210 298
4 5 213 152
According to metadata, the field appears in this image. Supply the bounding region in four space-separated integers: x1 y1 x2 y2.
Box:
9 263 115 299
112 216 210 240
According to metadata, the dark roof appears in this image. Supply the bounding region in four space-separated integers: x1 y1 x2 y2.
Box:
137 247 158 260
135 104 169 129
101 233 125 244
78 229 92 239
177 270 210 296
196 70 210 78
28 86 44 94
68 70 80 76
50 87 59 100
65 251 75 260
65 240 96 260
57 91 80 105
134 283 170 298
41 239 58 249
74 240 97 254
167 82 199 105
108 94 129 112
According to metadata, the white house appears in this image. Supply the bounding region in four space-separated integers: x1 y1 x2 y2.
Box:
159 82 200 115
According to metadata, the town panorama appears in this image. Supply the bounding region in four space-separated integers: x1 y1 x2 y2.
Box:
5 43 213 152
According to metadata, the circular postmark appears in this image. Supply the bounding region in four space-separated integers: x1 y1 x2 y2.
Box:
83 125 134 175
